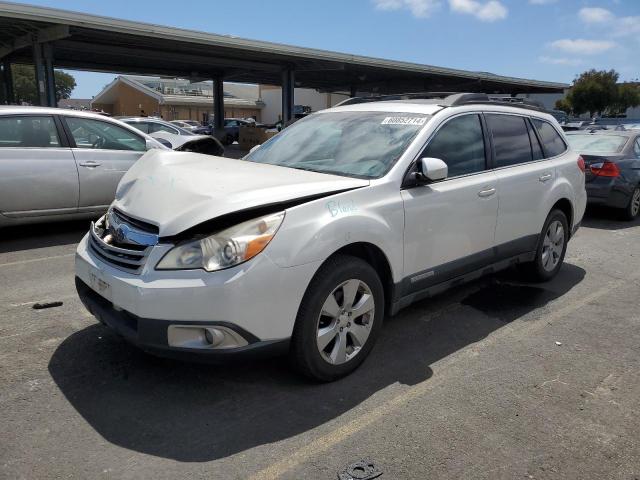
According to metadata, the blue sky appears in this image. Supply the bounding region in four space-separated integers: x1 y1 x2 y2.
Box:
20 0 640 98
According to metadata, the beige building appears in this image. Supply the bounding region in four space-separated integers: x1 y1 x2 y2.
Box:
91 76 264 122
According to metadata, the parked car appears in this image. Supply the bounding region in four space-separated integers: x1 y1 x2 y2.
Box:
0 107 167 227
0 108 225 227
193 118 259 145
170 120 202 131
120 116 224 155
566 130 640 220
75 93 586 381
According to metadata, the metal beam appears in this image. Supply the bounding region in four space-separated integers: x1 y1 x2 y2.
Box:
0 25 69 59
212 76 224 131
32 42 47 106
0 61 14 104
42 43 56 107
282 68 294 124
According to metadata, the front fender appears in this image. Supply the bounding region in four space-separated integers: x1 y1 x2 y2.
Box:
265 183 405 284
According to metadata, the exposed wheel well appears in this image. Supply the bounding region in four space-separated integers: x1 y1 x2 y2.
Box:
329 243 394 315
552 198 573 236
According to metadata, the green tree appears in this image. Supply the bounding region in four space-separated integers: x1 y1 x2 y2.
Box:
567 69 619 117
610 82 640 116
554 98 572 115
11 64 76 104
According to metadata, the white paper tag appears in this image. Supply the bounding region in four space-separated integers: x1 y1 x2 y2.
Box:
381 117 428 126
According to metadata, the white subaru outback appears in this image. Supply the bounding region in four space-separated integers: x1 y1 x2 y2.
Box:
75 93 587 381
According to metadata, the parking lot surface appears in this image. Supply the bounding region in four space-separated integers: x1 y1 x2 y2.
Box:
1 209 639 479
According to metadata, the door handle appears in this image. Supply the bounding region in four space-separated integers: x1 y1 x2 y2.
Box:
478 187 496 198
79 161 101 168
539 173 553 182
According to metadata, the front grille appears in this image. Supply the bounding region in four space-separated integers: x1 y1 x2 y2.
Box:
111 208 159 234
88 212 157 274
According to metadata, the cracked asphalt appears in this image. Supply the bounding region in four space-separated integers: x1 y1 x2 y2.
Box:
1 208 639 479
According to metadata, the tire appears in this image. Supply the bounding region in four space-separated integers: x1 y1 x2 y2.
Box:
520 209 569 283
289 254 384 382
223 134 234 146
622 186 640 221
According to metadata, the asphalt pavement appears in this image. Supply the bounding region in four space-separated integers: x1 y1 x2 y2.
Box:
1 208 639 479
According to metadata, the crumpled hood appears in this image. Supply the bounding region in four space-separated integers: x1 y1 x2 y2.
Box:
113 149 369 236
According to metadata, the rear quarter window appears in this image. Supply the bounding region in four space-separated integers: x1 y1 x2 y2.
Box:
531 118 567 157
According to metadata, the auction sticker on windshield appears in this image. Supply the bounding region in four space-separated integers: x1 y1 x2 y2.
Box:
381 117 428 126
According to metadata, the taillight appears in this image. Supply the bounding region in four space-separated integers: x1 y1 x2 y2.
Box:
577 156 585 173
590 161 620 177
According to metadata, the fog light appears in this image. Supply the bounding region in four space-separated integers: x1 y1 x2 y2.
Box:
203 328 225 347
167 325 250 350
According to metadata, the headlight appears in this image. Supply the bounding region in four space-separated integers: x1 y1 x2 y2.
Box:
156 212 285 271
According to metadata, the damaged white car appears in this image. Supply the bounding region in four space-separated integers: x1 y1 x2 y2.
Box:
75 93 586 381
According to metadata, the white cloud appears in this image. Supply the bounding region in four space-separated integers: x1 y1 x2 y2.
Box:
529 0 557 4
549 39 617 55
539 56 584 67
448 0 507 22
578 7 615 24
372 0 441 18
578 7 640 37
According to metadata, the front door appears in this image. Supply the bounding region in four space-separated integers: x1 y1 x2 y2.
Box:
63 116 147 211
401 113 498 295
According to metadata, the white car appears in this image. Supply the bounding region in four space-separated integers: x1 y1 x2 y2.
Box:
75 93 587 381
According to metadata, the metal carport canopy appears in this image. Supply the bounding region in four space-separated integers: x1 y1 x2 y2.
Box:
0 1 567 94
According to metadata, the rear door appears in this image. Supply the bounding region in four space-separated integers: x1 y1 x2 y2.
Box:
489 114 559 256
0 115 78 217
63 116 147 211
401 113 499 294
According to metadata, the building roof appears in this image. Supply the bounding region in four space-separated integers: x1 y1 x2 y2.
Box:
91 76 264 109
0 1 568 95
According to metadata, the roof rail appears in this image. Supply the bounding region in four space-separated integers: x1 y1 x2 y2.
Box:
335 92 548 112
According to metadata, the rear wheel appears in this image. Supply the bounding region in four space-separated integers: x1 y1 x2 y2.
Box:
622 186 640 221
289 255 384 382
520 209 568 282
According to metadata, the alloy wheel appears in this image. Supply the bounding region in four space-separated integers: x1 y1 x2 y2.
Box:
316 279 375 365
541 220 565 272
631 189 640 217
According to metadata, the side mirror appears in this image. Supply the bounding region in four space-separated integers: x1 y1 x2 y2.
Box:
418 157 448 182
249 144 261 154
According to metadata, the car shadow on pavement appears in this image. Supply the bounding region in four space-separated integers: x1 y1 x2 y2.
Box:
48 263 585 463
581 206 640 231
0 220 91 253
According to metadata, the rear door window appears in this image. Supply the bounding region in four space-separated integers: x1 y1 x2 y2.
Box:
423 114 486 177
0 116 61 148
531 118 567 157
486 114 532 168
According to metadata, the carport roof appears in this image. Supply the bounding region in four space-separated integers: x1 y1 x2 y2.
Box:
0 1 568 94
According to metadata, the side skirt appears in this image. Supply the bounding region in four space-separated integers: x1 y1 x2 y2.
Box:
389 251 536 316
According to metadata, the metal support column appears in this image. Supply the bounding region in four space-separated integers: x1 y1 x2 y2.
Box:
43 43 57 107
0 61 14 105
213 76 225 131
32 43 47 106
281 68 295 124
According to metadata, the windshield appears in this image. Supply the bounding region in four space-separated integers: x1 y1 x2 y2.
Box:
243 112 429 178
567 134 628 154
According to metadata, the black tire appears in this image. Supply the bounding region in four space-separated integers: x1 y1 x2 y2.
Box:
223 134 234 146
622 186 640 221
520 209 569 283
289 254 384 382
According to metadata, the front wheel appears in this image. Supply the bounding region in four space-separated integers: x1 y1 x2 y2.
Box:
622 186 640 221
520 209 568 282
289 255 384 382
